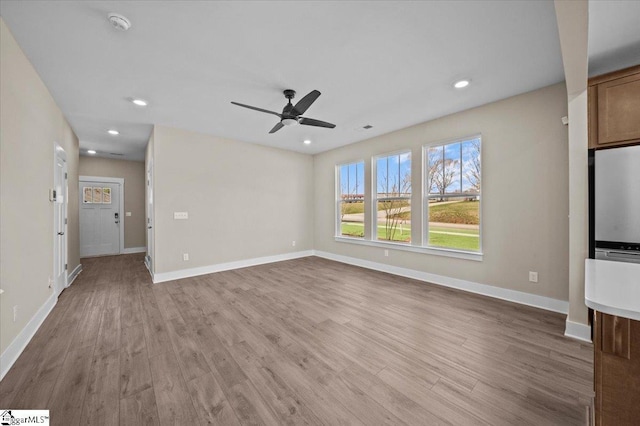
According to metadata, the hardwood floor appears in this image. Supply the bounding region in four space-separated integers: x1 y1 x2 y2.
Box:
0 254 594 425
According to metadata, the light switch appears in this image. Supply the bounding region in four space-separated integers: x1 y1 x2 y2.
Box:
174 212 188 220
126 212 132 217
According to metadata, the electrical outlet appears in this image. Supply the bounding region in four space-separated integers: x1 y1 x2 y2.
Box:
384 249 389 257
13 305 18 322
183 253 189 261
292 241 296 247
529 271 538 283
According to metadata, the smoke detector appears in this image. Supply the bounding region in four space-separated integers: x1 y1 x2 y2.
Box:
108 13 131 31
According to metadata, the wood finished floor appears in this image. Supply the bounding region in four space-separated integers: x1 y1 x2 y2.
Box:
0 254 593 425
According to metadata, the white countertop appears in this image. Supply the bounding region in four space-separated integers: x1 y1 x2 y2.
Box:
585 259 640 321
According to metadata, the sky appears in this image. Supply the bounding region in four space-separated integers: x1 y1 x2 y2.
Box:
340 137 480 197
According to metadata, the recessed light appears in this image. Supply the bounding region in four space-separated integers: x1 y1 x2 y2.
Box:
87 150 97 155
107 129 119 135
303 140 312 145
131 98 148 107
454 79 471 89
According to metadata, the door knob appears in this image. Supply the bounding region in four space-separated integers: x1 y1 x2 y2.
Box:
57 232 64 236
148 226 152 229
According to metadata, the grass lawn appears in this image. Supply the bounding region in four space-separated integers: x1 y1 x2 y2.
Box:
428 231 479 251
341 222 365 237
428 200 479 224
341 222 479 250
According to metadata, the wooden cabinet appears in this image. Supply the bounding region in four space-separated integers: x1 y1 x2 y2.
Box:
594 311 640 425
589 65 640 149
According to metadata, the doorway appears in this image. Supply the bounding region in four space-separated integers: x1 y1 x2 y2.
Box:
79 176 124 257
145 159 154 273
53 145 68 297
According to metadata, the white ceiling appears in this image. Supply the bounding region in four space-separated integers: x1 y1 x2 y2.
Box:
1 1 568 160
588 0 640 77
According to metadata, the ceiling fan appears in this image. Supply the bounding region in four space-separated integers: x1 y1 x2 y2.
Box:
231 89 336 134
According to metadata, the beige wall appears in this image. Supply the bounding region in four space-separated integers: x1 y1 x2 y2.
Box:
79 156 146 249
314 83 570 301
0 19 80 355
151 125 314 274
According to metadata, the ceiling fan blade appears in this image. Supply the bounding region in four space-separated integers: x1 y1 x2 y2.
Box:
291 90 321 116
231 102 282 118
299 117 336 129
269 122 284 134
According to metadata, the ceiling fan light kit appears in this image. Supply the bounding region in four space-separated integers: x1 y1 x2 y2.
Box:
231 89 336 134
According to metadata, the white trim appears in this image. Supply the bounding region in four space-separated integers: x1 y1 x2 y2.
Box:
334 236 483 261
144 256 153 280
123 246 146 254
0 292 57 380
79 176 125 254
564 319 592 342
313 250 569 314
67 263 82 287
152 250 314 283
79 175 125 184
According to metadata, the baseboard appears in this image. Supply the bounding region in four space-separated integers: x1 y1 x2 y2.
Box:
313 250 570 314
0 292 57 380
152 250 314 283
67 263 82 287
123 246 146 254
564 319 592 342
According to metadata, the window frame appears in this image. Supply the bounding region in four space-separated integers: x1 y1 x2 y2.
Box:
335 160 366 239
422 134 483 255
333 138 483 262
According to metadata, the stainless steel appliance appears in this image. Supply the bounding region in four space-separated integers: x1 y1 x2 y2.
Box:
594 144 640 264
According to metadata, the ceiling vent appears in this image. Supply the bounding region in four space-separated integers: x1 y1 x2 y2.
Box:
363 125 373 129
108 13 131 31
109 152 124 156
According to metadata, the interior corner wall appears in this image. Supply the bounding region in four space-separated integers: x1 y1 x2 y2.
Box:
151 125 314 275
0 18 80 356
314 83 570 302
567 90 589 325
78 156 146 249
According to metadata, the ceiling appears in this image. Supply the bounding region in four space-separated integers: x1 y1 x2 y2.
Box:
1 1 568 160
588 0 640 77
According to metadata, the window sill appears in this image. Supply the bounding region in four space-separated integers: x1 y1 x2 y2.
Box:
334 236 483 261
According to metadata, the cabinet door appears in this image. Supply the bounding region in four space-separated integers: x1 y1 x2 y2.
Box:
595 312 640 425
596 73 640 146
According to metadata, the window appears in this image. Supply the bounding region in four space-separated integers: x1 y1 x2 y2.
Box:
337 161 365 238
375 152 411 243
425 136 481 252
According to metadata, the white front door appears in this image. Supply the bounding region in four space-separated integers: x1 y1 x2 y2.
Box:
53 149 68 296
80 181 121 257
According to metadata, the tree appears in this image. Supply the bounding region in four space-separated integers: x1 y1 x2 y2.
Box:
433 158 459 201
380 170 411 241
426 147 441 195
465 140 481 192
